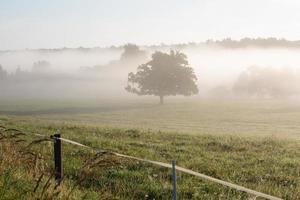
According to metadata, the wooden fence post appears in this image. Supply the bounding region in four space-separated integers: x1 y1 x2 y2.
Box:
172 160 177 200
53 134 62 184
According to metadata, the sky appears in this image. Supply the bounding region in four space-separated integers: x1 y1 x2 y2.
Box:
1 0 300 50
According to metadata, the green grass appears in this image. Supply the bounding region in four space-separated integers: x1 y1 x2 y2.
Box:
0 99 300 199
1 98 300 137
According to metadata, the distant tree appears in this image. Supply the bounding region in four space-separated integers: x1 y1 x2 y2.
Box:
0 65 7 80
32 60 51 73
121 44 146 61
126 50 198 104
233 66 300 98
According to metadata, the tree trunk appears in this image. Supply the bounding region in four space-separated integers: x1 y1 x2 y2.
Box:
159 95 164 105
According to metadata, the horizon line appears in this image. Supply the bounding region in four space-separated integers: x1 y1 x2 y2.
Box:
1 37 300 52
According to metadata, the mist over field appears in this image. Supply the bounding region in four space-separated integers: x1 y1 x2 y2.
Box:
1 42 300 100
3 1 300 199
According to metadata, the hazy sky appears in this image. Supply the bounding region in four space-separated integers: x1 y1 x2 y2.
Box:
1 0 300 50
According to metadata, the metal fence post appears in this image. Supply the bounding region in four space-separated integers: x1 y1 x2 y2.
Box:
53 134 62 184
172 160 177 200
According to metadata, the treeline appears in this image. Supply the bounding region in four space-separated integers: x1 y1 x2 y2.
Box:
211 37 300 49
0 61 62 82
149 38 300 49
2 38 300 54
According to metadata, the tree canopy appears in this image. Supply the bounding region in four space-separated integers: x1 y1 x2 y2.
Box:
126 50 198 104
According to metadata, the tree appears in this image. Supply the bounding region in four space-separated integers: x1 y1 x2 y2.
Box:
233 66 300 98
32 60 51 73
125 50 198 104
120 44 147 62
0 65 7 80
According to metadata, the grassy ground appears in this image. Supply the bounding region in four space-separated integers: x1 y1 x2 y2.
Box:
1 98 300 137
0 99 300 199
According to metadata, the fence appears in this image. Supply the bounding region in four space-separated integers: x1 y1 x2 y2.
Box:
1 126 283 200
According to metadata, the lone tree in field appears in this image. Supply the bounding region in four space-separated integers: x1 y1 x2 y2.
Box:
126 50 198 104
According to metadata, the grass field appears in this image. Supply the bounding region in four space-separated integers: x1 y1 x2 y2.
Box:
1 98 300 137
0 98 300 199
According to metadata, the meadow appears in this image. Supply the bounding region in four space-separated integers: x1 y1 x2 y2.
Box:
1 98 300 137
0 98 300 199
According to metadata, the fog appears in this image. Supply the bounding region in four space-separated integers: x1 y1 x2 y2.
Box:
1 43 300 100
185 47 300 94
0 48 122 73
0 45 148 99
